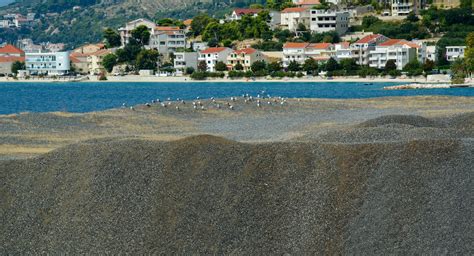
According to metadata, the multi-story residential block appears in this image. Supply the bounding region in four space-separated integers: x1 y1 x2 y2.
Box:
304 43 335 62
432 0 460 9
227 48 264 71
391 0 422 16
334 42 353 60
282 42 309 67
281 7 310 32
351 34 389 65
25 52 70 75
227 8 262 21
309 9 350 35
119 19 186 54
198 47 233 72
368 39 418 70
445 46 466 62
174 52 199 75
425 46 437 63
268 11 282 29
150 26 186 54
87 49 114 75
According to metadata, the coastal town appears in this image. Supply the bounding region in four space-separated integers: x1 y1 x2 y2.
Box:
0 0 472 85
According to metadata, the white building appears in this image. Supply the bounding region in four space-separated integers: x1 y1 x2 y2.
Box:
445 46 466 62
351 34 389 65
174 52 198 75
391 0 422 16
309 9 350 35
425 46 437 63
368 39 418 70
282 42 309 67
198 47 233 72
227 8 262 21
25 52 70 75
119 19 186 54
334 42 353 60
281 7 310 32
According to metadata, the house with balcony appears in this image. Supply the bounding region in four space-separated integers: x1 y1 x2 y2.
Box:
304 43 335 62
281 7 310 32
87 49 114 75
445 46 466 62
25 52 70 75
227 48 264 71
391 0 422 16
282 42 309 67
198 47 233 72
351 34 389 65
174 52 198 75
334 42 353 60
368 39 417 70
309 9 350 35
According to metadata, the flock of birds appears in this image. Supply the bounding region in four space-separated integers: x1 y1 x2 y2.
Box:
122 91 296 112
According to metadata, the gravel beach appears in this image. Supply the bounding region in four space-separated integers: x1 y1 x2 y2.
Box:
0 96 473 254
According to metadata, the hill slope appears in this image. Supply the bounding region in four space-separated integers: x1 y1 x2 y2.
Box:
0 0 259 47
1 114 472 254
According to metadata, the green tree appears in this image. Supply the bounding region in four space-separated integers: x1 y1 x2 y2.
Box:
135 49 159 70
191 14 214 37
11 61 25 74
362 15 381 29
385 59 397 71
102 53 117 73
267 62 282 72
234 63 244 71
131 25 151 46
215 61 228 72
198 60 208 72
325 57 339 72
303 58 318 74
185 67 195 75
103 28 121 48
288 60 301 72
251 60 267 72
116 43 141 64
403 59 422 75
451 58 466 84
465 32 474 75
422 59 435 72
406 12 419 23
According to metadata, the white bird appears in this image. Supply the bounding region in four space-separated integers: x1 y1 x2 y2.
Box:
193 105 197 110
122 103 127 108
167 97 171 101
257 103 261 108
146 103 151 107
229 105 234 110
217 104 221 109
157 98 160 103
151 100 155 104
130 106 134 111
161 103 166 108
201 106 205 110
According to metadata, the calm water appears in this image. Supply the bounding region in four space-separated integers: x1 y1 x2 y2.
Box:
0 81 472 114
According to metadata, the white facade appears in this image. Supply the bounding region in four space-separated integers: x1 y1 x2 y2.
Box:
282 43 308 67
351 34 389 65
281 8 310 32
309 9 350 35
425 46 437 63
119 19 186 54
26 52 70 75
174 52 198 74
446 46 466 62
368 42 417 70
391 0 421 16
334 43 353 60
198 47 233 72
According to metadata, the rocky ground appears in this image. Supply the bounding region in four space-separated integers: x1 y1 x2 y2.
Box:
0 96 473 254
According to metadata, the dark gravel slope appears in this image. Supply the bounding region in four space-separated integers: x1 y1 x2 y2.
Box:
1 118 473 254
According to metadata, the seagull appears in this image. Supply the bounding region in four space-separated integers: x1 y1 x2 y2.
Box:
229 105 234 110
217 104 221 109
176 106 180 110
146 103 151 107
193 105 197 110
130 106 134 111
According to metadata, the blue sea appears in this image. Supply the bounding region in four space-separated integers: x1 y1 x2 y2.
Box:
0 82 472 115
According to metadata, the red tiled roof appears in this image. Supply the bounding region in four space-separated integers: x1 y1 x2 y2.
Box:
307 43 332 49
283 42 309 49
234 48 257 54
69 55 82 63
337 42 351 48
90 49 112 56
234 8 262 15
0 56 24 63
355 34 386 44
200 47 230 54
155 26 182 31
281 7 309 13
296 0 321 5
377 39 405 47
183 19 193 26
0 44 24 55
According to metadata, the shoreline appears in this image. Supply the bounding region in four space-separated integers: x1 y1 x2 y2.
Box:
0 75 425 83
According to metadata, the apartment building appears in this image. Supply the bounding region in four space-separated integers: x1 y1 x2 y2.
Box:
119 19 186 54
445 46 466 62
391 0 422 16
174 52 198 75
198 47 233 72
282 42 309 67
334 42 353 60
425 46 438 63
351 34 389 65
281 7 310 32
25 52 70 75
0 44 25 75
304 43 335 62
87 49 114 75
368 39 417 70
309 9 350 35
227 48 264 71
